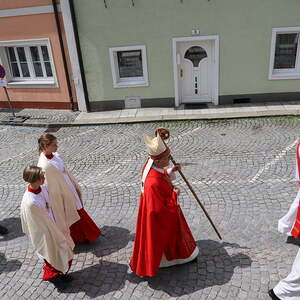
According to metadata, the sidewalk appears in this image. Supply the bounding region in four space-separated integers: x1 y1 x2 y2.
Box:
1 101 300 127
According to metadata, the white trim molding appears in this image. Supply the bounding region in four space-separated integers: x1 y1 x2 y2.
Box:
109 45 149 88
0 38 59 88
268 27 300 80
172 35 219 107
0 5 61 18
60 0 87 112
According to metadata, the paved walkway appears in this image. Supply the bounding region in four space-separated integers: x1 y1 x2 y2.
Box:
1 101 300 127
74 102 300 125
0 119 299 299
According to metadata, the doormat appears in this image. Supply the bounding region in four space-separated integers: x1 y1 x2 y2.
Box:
184 103 208 109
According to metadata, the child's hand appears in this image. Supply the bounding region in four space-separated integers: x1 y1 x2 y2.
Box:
172 163 181 173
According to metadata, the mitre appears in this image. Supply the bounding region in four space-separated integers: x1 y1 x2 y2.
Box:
144 134 170 159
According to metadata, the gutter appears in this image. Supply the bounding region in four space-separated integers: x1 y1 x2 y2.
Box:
52 0 76 111
68 0 90 112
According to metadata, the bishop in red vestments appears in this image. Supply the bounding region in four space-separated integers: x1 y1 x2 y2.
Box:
130 133 199 277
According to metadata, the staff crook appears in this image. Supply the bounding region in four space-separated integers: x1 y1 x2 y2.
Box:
155 127 222 240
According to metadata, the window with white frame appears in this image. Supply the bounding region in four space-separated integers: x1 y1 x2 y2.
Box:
269 27 300 80
0 39 57 87
109 45 149 88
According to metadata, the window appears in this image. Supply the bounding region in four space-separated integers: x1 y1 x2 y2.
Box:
0 39 57 87
109 45 149 88
269 27 300 80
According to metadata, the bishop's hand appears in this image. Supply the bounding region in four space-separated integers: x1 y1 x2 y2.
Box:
172 163 181 173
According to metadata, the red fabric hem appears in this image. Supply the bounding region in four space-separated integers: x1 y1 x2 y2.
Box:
70 209 101 243
42 260 72 281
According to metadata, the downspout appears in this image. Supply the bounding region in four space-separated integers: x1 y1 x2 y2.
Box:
52 0 76 111
68 0 91 112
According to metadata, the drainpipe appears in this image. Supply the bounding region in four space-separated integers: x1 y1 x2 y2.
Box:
52 0 76 111
68 0 91 112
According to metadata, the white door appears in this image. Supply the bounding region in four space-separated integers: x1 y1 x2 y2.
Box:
178 41 213 103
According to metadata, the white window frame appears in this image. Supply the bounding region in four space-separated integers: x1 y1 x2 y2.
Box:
0 38 58 88
269 27 300 80
109 45 149 88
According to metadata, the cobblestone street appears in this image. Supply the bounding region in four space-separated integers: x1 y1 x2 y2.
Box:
0 118 299 299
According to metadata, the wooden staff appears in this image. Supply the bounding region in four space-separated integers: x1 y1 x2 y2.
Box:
155 127 222 240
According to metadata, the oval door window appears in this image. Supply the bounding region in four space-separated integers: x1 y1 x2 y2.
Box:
184 46 207 67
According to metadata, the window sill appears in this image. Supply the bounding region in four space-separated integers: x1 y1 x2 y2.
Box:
269 73 300 80
113 80 149 88
7 80 58 88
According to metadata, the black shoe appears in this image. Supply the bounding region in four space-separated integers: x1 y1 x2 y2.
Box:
268 289 281 300
49 275 69 290
61 274 73 282
189 256 198 264
286 236 300 246
0 225 8 235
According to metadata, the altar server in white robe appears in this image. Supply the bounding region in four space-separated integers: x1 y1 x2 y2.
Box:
37 133 101 244
21 166 73 290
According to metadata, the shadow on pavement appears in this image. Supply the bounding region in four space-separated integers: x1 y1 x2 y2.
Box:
127 239 252 297
74 225 134 257
0 217 25 242
64 260 128 298
0 253 22 274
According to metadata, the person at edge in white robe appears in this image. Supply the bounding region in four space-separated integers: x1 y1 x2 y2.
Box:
268 142 300 300
278 143 300 239
270 248 300 300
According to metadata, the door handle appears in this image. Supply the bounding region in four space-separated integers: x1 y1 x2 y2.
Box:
180 69 183 78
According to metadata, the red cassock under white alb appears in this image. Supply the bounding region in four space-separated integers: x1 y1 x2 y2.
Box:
46 152 101 243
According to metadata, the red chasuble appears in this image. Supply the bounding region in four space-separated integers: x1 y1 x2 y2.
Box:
291 142 300 238
130 167 197 277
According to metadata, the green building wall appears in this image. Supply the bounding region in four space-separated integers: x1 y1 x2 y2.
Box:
73 0 300 108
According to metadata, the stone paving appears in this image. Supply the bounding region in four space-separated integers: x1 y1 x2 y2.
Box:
0 118 300 299
0 108 79 126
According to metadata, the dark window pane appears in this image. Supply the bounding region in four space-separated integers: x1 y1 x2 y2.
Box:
33 62 43 77
17 47 27 62
8 47 16 62
45 62 53 77
30 46 40 62
20 63 30 77
41 46 50 61
11 63 20 77
184 46 207 67
274 33 298 69
117 50 143 78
